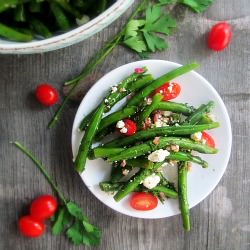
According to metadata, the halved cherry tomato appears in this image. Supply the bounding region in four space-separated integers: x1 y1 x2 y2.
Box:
35 83 58 106
207 22 232 51
130 192 158 211
152 82 181 101
117 119 137 136
30 195 57 220
201 131 215 148
18 215 45 238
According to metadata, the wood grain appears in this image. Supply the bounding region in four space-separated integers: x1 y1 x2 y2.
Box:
0 0 249 249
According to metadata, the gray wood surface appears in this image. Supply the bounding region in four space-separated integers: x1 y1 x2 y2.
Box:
0 0 249 249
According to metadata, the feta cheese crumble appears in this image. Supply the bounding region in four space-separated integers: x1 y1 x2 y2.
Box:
120 127 128 134
143 174 161 189
116 120 125 129
148 149 170 162
191 132 202 142
111 86 118 93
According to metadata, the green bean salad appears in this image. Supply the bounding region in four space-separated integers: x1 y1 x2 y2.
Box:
0 0 114 42
74 63 219 231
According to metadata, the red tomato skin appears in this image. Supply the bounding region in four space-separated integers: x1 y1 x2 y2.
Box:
18 215 45 238
130 192 158 211
30 195 57 221
117 119 137 136
35 83 58 106
201 131 215 148
207 22 232 51
153 82 181 101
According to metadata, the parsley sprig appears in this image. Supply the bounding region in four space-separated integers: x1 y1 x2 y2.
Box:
48 0 214 128
13 141 100 246
122 4 177 55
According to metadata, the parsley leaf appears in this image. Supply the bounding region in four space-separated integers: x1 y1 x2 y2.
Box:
178 0 214 13
124 19 145 38
52 207 71 235
122 5 176 54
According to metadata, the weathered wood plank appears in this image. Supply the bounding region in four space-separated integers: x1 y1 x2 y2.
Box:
0 0 249 249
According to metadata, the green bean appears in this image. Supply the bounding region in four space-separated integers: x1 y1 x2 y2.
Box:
167 152 208 168
110 165 134 183
14 4 26 22
50 2 70 31
114 162 163 201
79 73 153 131
137 93 163 129
0 0 27 13
97 0 107 14
74 103 105 173
91 147 124 159
30 19 52 38
184 101 214 125
126 63 199 107
156 101 194 115
97 107 138 133
107 137 216 161
198 114 214 124
151 185 178 198
55 0 81 19
99 181 122 192
0 22 32 41
178 161 190 231
99 181 178 199
29 1 41 13
103 122 220 147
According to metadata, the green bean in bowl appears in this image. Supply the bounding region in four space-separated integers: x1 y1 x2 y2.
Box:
0 0 134 54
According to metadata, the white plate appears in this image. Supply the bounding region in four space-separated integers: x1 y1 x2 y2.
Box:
72 60 232 219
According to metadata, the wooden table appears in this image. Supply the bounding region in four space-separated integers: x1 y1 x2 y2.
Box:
1 1 249 249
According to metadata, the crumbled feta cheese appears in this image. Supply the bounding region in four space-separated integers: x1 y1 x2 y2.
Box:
119 87 126 93
104 99 109 103
120 127 128 133
167 84 173 92
111 86 118 93
143 174 161 189
146 97 152 105
76 15 90 26
162 111 172 117
155 120 162 127
170 144 179 152
116 120 125 129
191 132 202 142
201 139 207 144
122 169 130 176
207 113 216 121
148 149 170 162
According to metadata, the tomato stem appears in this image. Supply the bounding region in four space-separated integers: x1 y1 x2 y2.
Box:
13 141 67 205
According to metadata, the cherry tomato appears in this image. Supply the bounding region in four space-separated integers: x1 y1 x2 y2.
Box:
207 22 232 51
201 131 215 148
35 83 59 106
118 119 137 136
130 192 158 211
30 195 57 220
152 82 181 101
18 215 45 238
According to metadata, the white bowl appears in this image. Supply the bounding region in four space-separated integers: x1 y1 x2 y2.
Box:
72 60 232 219
0 0 134 54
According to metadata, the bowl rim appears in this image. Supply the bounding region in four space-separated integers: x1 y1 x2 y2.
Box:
0 0 134 54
